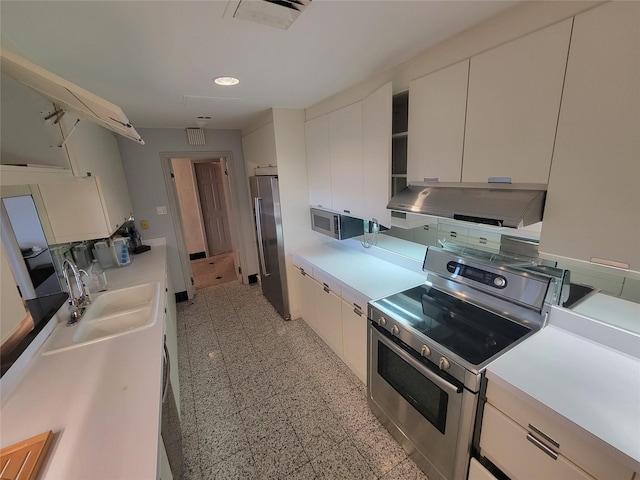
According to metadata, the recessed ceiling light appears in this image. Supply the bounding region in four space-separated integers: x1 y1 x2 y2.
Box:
214 76 239 86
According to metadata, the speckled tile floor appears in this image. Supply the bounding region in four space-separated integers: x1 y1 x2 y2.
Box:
176 280 429 480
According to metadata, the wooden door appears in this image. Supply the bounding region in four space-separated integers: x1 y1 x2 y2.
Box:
195 162 232 256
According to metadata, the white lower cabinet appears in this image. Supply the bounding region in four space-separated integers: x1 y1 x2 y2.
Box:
314 281 343 357
480 380 635 480
292 259 369 384
340 286 368 384
480 403 595 480
468 458 498 480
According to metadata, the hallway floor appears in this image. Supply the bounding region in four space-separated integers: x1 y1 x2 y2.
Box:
176 281 429 479
191 252 237 289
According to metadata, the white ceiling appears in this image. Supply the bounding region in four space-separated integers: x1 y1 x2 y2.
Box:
1 0 518 131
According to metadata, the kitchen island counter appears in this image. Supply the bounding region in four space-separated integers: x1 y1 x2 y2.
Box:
0 243 168 479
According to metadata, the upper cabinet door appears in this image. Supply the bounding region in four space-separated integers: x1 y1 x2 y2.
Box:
38 177 110 243
540 2 640 271
62 117 132 233
408 60 469 183
462 19 572 184
329 102 363 215
305 115 332 210
362 82 392 226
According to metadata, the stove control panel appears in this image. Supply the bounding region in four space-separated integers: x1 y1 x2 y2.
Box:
446 261 507 289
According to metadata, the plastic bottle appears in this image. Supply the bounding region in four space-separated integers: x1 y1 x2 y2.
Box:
88 260 108 292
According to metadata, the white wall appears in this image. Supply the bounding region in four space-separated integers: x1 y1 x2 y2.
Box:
306 1 601 120
117 128 256 293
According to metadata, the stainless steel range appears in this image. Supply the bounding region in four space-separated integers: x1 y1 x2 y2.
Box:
367 245 566 480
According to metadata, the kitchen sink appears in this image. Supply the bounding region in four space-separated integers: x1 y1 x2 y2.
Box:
43 282 160 355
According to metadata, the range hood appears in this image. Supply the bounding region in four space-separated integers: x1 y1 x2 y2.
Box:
387 182 547 228
1 48 144 144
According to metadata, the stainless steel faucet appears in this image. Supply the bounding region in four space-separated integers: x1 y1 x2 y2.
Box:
61 257 91 325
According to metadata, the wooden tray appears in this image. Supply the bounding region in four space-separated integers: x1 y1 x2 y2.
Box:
0 431 53 480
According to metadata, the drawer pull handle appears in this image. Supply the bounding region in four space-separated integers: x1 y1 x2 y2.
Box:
323 283 330 293
528 424 560 448
479 238 487 244
526 434 558 460
353 308 363 317
300 268 307 276
353 303 362 311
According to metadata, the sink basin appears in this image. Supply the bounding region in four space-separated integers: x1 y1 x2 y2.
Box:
43 282 160 355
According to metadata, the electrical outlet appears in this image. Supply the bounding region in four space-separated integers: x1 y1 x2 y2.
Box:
156 206 168 215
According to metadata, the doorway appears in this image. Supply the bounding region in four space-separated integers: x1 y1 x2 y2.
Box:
171 157 240 290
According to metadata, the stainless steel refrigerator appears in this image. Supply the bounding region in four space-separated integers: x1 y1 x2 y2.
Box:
249 175 290 320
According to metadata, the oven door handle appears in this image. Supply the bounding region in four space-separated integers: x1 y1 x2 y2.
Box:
374 326 462 395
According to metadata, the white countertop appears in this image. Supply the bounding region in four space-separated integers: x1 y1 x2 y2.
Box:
0 244 167 479
486 305 640 471
572 292 640 335
292 240 427 300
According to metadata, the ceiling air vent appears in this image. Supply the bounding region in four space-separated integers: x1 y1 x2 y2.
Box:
230 0 311 30
186 128 206 146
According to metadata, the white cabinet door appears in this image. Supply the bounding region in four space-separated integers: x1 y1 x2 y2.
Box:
362 82 392 227
305 115 332 209
540 2 640 272
62 117 132 233
38 177 110 243
408 60 469 183
164 268 180 417
480 404 596 480
341 299 367 384
329 102 363 216
296 267 318 332
314 281 343 357
463 20 572 184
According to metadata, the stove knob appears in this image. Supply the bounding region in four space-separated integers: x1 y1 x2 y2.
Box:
421 345 431 357
439 357 451 371
493 276 506 288
391 325 399 336
378 316 387 327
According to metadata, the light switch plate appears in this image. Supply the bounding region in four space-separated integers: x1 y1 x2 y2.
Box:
156 206 168 215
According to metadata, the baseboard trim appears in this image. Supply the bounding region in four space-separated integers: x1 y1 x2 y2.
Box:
189 251 206 260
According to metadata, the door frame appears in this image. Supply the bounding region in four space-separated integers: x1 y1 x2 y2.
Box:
160 151 244 299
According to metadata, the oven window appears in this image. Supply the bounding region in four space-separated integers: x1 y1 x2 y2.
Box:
378 341 448 434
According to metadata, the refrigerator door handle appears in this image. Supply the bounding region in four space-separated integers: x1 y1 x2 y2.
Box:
254 197 270 276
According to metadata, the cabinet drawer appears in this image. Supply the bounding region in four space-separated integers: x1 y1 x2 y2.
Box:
313 268 342 297
486 381 634 480
340 284 368 315
468 458 498 480
480 403 595 480
437 223 469 240
292 255 315 278
467 227 501 246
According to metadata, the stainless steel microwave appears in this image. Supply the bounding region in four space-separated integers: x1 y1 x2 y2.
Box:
310 208 364 240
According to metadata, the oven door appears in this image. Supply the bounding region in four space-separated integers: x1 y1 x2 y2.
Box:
368 323 476 480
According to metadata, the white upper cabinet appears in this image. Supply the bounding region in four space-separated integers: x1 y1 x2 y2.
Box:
408 60 469 183
362 82 392 226
305 82 392 225
61 117 133 234
462 19 572 184
540 2 640 272
38 176 111 244
329 102 364 215
305 115 332 210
